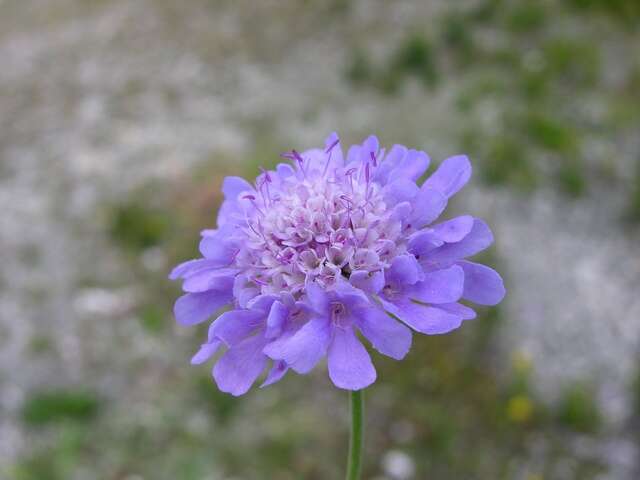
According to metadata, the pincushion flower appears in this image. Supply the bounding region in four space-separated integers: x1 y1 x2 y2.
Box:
170 133 505 396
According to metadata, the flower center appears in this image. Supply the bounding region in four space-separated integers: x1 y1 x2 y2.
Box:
235 161 407 297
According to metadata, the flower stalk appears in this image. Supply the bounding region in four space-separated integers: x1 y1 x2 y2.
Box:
346 389 364 480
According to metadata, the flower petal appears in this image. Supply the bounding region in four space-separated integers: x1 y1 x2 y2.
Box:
263 318 331 374
260 360 289 388
216 199 242 227
384 144 408 168
411 187 447 227
374 144 407 184
169 258 220 280
358 135 380 163
354 306 412 360
327 327 377 390
436 302 477 320
407 230 444 259
222 176 254 201
276 163 295 180
382 297 463 335
349 269 385 294
304 281 330 316
458 261 506 306
265 300 289 339
345 144 361 166
386 254 423 286
199 234 238 265
389 149 430 182
210 309 264 346
181 268 237 293
191 339 221 365
406 265 464 304
333 279 370 308
246 294 279 313
383 179 419 204
233 274 260 309
213 335 267 396
426 218 494 265
174 291 232 326
422 155 471 199
432 215 474 243
389 202 412 222
300 148 326 175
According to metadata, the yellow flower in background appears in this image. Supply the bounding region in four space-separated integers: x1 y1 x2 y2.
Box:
507 394 534 423
512 349 533 374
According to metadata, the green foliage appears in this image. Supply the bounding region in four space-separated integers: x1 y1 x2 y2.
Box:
556 383 602 433
626 65 640 95
469 0 503 24
482 135 537 191
255 433 299 474
444 2 612 199
542 38 601 87
28 334 54 355
624 161 640 224
195 374 242 425
441 13 475 65
506 1 547 32
391 34 438 88
375 69 403 96
343 33 440 95
11 427 86 480
518 70 549 100
21 390 101 426
344 48 373 86
557 160 587 197
523 113 579 154
568 0 640 25
456 76 508 112
139 304 166 334
109 202 170 251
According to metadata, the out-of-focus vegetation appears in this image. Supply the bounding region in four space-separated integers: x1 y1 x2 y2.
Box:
21 390 101 427
346 0 639 207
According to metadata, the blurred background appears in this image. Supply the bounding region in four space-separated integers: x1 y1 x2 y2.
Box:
1 0 639 479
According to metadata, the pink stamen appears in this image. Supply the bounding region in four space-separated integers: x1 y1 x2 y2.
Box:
259 167 272 183
291 149 307 177
322 150 333 177
340 194 354 205
365 163 372 199
292 149 304 165
258 168 273 205
245 217 261 237
242 194 264 216
325 138 340 154
345 167 357 191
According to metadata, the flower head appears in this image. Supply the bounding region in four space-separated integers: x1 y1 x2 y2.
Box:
170 133 505 395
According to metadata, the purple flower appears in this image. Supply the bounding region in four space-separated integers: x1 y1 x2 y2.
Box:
170 133 505 395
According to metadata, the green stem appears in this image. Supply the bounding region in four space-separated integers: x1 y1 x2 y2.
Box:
346 389 365 480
